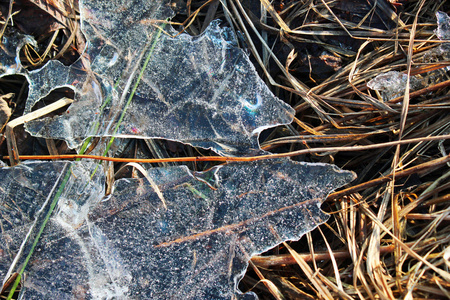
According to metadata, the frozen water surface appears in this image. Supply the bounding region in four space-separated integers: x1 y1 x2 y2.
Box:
0 159 355 299
435 11 450 40
1 0 294 155
366 71 422 101
0 161 105 295
0 29 35 75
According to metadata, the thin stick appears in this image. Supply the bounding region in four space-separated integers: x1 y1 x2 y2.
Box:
251 239 435 268
5 133 449 164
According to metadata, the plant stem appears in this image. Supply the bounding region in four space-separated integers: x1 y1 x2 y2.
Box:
7 167 72 300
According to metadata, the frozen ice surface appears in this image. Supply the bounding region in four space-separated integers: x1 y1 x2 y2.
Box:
1 159 354 299
104 21 294 155
428 12 450 73
0 29 35 75
435 11 450 41
0 161 69 284
0 161 105 293
367 71 422 101
13 0 294 155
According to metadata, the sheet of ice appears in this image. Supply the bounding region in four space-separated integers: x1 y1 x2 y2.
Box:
0 161 105 289
3 159 354 299
102 21 294 154
428 11 450 72
435 11 450 40
366 71 422 101
0 29 35 75
0 0 294 155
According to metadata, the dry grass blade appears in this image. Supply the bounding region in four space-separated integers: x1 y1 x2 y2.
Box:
27 0 77 28
283 241 334 300
116 162 167 209
360 201 450 282
0 0 14 40
5 97 73 166
247 260 285 300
